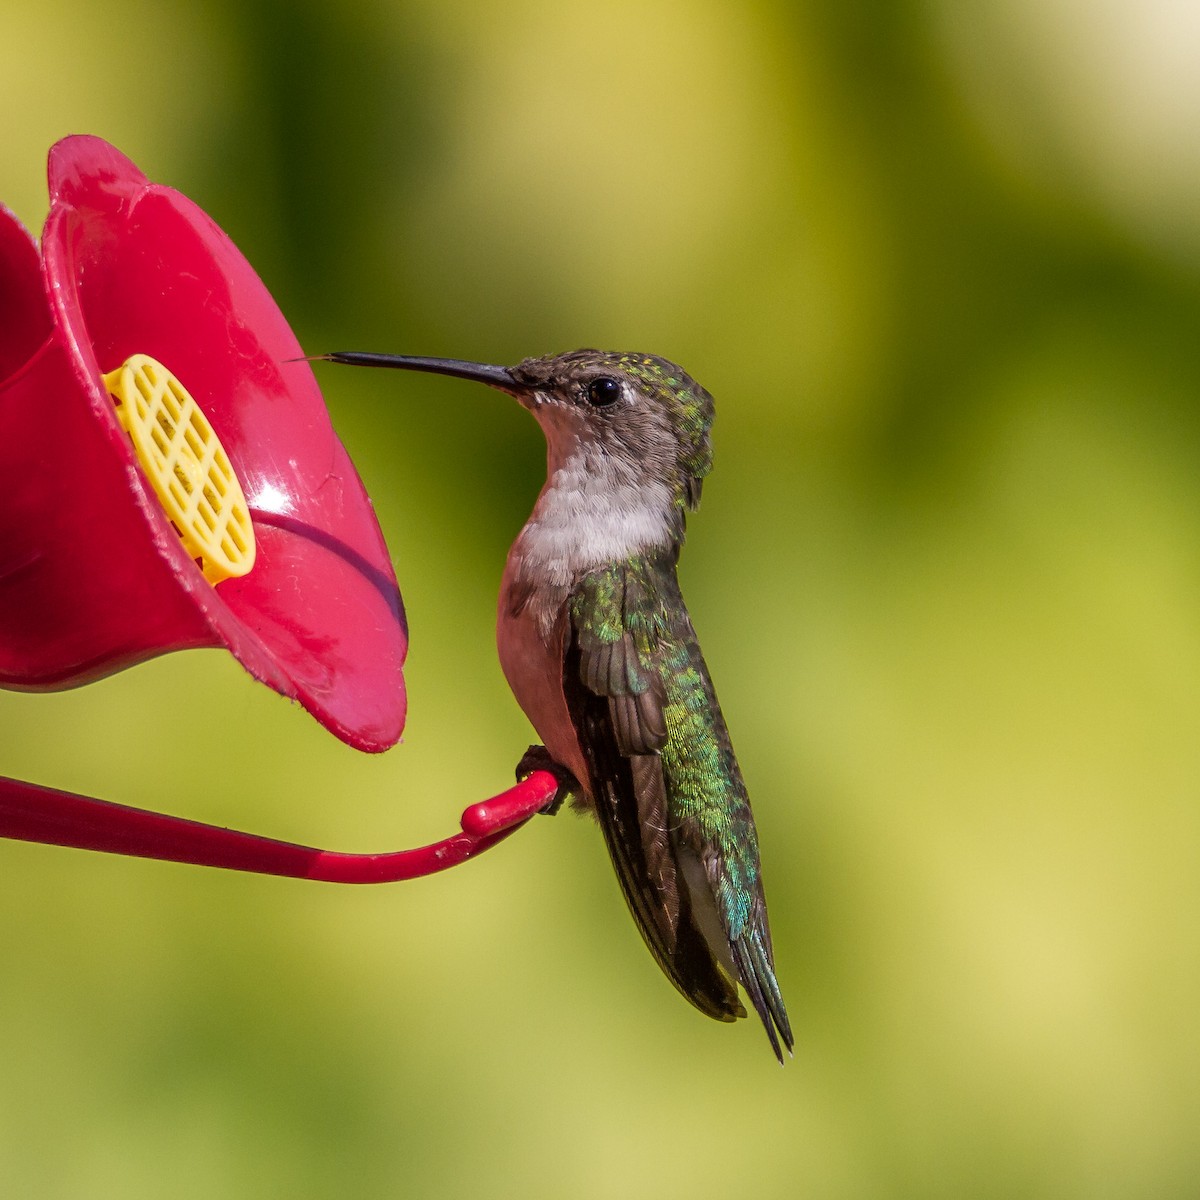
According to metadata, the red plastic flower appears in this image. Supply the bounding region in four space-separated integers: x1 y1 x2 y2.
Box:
0 135 406 751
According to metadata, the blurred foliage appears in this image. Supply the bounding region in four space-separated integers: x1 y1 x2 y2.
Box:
4 1 1200 1197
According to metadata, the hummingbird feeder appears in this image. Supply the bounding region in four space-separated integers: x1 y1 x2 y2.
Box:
0 135 554 879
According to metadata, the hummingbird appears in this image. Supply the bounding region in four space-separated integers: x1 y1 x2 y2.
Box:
319 347 793 1061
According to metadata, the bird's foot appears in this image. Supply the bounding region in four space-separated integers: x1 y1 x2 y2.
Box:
515 745 577 816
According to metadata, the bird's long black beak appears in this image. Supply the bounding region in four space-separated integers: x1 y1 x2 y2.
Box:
313 352 520 393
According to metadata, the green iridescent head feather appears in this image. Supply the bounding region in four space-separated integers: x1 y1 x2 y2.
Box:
512 349 715 511
613 353 714 500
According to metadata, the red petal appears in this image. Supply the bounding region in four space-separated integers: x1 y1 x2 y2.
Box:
0 136 406 750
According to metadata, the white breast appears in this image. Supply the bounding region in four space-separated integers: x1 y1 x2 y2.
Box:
515 453 675 587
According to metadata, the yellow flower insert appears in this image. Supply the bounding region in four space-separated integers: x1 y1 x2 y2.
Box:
102 354 256 585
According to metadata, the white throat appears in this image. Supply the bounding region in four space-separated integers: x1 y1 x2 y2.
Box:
514 450 675 587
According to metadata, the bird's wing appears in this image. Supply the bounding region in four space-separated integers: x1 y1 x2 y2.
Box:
566 559 745 1023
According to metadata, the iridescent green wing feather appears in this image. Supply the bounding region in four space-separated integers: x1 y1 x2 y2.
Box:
650 563 793 1060
566 555 744 1023
572 551 794 1060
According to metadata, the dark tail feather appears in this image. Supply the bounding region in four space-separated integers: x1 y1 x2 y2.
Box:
732 929 794 1064
592 757 745 1023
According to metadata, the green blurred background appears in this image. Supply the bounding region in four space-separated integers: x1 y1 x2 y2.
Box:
4 1 1200 1196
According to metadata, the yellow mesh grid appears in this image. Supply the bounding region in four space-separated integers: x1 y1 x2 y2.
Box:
102 354 256 585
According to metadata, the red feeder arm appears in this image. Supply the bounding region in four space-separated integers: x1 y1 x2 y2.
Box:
0 771 557 883
0 136 551 880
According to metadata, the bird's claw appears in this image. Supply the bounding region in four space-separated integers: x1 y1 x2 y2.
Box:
515 745 576 816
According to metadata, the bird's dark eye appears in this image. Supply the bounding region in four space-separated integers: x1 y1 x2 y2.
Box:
585 376 621 408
